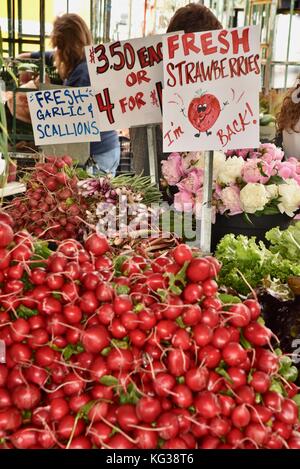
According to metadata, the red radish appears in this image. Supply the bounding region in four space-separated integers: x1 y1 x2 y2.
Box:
245 422 269 447
202 279 218 297
250 405 272 424
63 304 82 324
0 248 11 270
212 327 231 349
68 436 92 449
244 321 272 347
222 342 247 367
156 319 178 340
171 328 191 350
82 325 110 353
136 396 161 423
85 233 109 256
0 222 14 247
202 297 222 311
57 415 85 440
153 373 176 397
157 412 179 440
219 395 235 417
167 349 190 376
194 391 221 419
193 323 213 347
172 244 193 265
183 283 203 303
243 299 261 320
113 295 132 315
50 398 69 421
0 407 22 431
12 384 41 410
227 428 244 447
89 422 111 447
227 367 247 389
135 424 158 449
210 416 231 437
288 436 300 449
249 371 270 394
201 308 220 327
182 305 202 325
107 348 133 371
162 295 183 320
200 435 220 449
277 399 298 425
79 291 99 315
228 304 251 328
172 384 193 408
263 391 283 413
10 428 38 449
186 258 210 282
236 385 255 405
198 345 221 368
0 212 13 226
273 420 292 440
257 350 279 374
88 401 109 422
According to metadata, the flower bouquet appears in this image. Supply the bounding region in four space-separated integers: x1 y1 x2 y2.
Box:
161 143 300 220
161 143 300 248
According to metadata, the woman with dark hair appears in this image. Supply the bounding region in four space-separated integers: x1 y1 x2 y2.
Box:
131 2 222 178
276 75 300 159
19 13 120 175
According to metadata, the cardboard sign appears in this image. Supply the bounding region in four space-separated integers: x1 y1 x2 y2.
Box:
28 87 102 145
162 26 261 151
85 35 164 130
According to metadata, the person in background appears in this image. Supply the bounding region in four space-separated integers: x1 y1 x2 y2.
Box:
130 2 223 180
19 13 120 175
276 74 300 159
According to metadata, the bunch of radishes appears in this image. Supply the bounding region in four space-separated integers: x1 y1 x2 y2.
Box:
5 156 86 241
0 216 300 449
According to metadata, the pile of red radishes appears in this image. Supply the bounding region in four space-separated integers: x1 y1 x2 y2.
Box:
0 216 300 450
5 156 86 241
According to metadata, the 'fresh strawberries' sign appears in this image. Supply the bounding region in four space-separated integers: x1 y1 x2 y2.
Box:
162 26 261 151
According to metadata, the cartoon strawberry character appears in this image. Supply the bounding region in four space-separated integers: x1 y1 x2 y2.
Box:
188 92 221 137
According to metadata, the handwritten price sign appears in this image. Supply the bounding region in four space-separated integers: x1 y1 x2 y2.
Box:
162 26 261 151
85 36 164 130
28 87 102 145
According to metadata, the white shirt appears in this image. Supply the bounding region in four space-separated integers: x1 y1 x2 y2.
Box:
283 119 300 159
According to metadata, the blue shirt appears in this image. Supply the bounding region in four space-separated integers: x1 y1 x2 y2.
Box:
31 52 119 155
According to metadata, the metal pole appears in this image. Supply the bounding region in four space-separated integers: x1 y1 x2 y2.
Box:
200 150 214 254
128 0 132 38
146 125 158 184
39 0 45 84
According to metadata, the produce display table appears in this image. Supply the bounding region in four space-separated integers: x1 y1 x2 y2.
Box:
0 181 26 197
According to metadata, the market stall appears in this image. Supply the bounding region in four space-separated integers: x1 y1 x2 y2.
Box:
1 0 300 455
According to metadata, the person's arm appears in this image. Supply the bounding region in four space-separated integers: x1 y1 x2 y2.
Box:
17 52 31 59
17 51 54 67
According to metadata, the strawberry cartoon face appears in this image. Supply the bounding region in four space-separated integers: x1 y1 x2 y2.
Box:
188 93 221 136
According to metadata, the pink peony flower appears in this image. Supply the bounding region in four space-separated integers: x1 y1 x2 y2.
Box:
177 168 203 193
161 153 184 185
174 189 194 212
181 152 203 173
260 143 284 162
277 163 294 180
219 186 243 215
242 159 270 184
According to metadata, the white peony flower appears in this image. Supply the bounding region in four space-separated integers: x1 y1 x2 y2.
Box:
265 184 279 201
240 183 269 213
278 179 300 217
216 156 244 185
